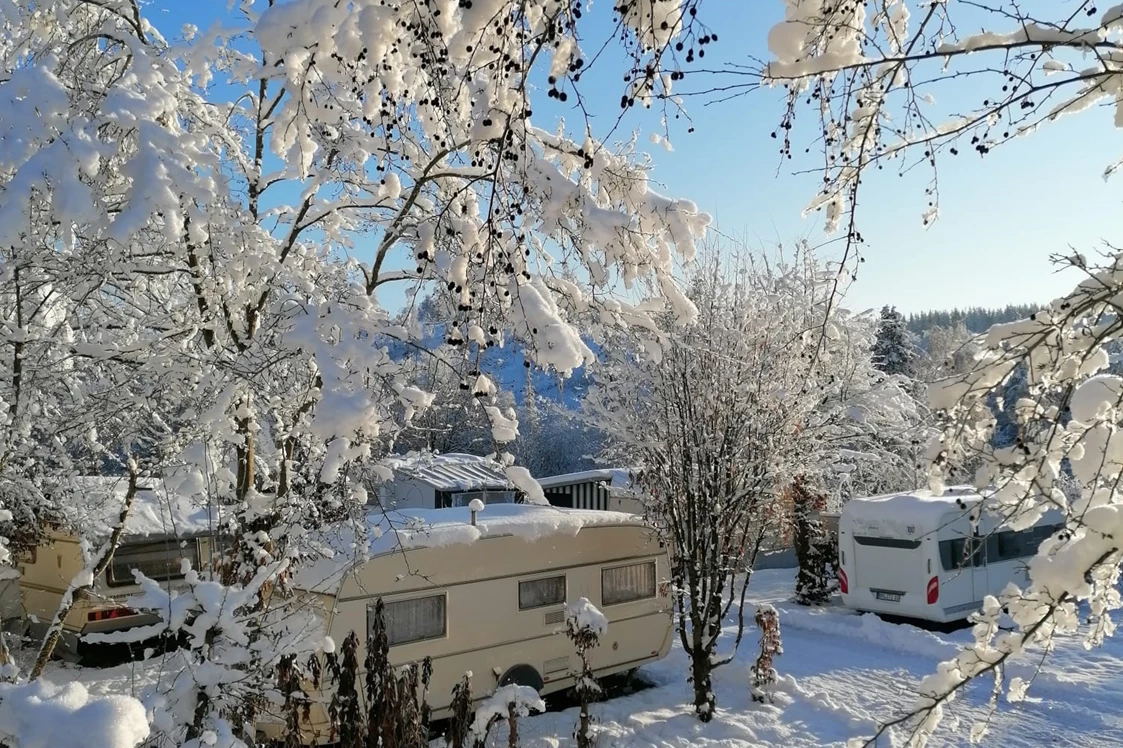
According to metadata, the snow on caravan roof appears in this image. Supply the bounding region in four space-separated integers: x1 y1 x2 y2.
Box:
385 452 511 491
842 486 983 536
54 477 219 540
293 503 645 594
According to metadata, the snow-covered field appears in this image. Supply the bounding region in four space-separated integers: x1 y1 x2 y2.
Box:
503 569 1123 748
45 569 1123 747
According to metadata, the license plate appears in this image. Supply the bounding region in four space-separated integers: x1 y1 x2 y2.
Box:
875 592 902 602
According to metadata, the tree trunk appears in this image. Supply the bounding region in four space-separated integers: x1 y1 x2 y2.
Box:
506 701 519 748
691 645 715 721
689 611 715 721
30 465 139 679
236 394 255 502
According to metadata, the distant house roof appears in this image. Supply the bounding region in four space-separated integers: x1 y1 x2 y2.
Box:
536 468 641 494
385 453 512 493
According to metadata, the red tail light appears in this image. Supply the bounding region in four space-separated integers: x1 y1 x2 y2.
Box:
87 607 137 622
926 576 939 605
838 567 849 594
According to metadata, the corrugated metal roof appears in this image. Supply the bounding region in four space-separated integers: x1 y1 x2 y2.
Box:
387 453 511 492
536 468 641 493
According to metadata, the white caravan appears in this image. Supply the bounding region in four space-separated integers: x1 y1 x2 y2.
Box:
256 503 674 744
838 487 1063 623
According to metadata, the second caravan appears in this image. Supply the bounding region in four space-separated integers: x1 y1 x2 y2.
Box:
258 503 673 744
838 487 1063 623
14 477 220 658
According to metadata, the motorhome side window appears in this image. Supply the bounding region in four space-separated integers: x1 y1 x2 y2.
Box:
519 575 566 610
107 540 199 587
990 524 1064 563
939 538 983 571
939 524 1063 571
602 561 656 606
373 594 446 646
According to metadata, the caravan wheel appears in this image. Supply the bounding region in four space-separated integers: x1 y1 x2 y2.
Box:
497 663 544 693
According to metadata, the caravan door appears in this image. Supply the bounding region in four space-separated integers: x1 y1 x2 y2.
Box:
937 531 983 618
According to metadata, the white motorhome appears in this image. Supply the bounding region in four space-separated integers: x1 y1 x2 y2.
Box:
838 487 1063 623
258 503 673 745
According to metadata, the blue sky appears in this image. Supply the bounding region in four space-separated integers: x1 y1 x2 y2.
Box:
149 0 1122 315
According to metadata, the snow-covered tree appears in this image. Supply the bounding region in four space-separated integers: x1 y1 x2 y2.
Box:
873 306 917 378
760 2 1123 744
393 349 503 456
586 244 925 720
0 0 712 742
789 477 834 606
917 322 981 383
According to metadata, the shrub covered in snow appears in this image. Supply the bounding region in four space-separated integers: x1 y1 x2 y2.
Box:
471 684 545 747
790 478 835 606
564 598 607 748
751 605 783 704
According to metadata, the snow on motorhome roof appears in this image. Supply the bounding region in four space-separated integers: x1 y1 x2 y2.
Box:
293 503 646 593
385 452 511 492
842 486 983 533
535 468 640 491
52 477 219 540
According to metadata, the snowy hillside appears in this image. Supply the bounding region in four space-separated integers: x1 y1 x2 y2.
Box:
389 319 598 409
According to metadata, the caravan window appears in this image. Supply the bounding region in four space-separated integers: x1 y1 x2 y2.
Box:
939 538 984 571
519 575 566 610
375 594 446 646
1031 523 1063 547
853 536 922 549
602 561 656 606
107 540 199 587
987 524 1065 563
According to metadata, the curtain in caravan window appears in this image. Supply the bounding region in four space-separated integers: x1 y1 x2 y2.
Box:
377 595 446 646
519 575 566 609
602 561 656 606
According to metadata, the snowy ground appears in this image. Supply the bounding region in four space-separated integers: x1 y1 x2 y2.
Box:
500 569 1123 748
43 569 1123 747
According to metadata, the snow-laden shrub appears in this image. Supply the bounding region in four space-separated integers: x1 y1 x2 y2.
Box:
444 672 475 748
751 604 783 703
471 684 544 748
564 598 607 748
